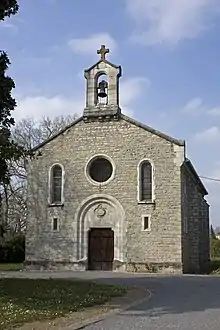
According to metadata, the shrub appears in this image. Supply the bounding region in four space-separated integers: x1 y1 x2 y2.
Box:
0 232 25 263
210 237 220 259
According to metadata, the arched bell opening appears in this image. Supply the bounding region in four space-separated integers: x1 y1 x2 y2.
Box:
95 72 109 105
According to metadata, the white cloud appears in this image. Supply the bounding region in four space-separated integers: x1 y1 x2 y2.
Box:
14 95 84 121
181 98 220 117
120 77 151 116
0 21 17 31
208 107 220 116
14 76 150 120
181 97 203 114
193 126 220 143
68 33 117 56
125 0 219 45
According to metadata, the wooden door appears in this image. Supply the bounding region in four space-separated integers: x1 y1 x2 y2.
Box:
88 228 114 271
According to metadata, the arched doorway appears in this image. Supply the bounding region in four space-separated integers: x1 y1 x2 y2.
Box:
75 194 126 270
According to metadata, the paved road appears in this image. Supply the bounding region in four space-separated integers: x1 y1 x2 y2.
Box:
2 271 220 329
81 273 220 330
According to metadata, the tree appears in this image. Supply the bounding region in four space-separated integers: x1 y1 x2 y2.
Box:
210 225 216 240
0 51 24 183
2 115 78 231
215 226 220 235
0 1 19 21
0 0 25 234
211 238 220 259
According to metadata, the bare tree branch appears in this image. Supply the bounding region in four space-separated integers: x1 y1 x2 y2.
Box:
2 114 78 231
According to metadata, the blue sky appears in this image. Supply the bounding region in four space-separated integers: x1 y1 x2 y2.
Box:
1 0 220 225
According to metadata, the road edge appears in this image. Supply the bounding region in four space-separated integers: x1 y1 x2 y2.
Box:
64 286 152 330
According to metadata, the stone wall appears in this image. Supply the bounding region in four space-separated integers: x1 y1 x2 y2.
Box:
199 199 210 273
26 117 185 272
181 168 190 273
181 165 210 274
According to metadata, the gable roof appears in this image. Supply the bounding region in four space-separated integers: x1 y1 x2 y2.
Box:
32 113 184 152
32 116 83 151
121 114 185 146
30 113 207 195
84 59 121 72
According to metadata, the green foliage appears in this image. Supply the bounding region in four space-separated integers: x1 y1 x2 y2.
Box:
0 52 16 126
0 232 25 262
210 237 220 259
0 1 29 186
210 225 216 240
0 51 26 185
0 278 126 329
0 0 19 21
0 263 22 271
209 227 220 273
209 225 220 268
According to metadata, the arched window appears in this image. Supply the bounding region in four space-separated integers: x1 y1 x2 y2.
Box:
50 164 63 204
139 161 153 202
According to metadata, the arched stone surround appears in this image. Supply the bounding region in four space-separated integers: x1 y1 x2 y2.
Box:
75 194 126 270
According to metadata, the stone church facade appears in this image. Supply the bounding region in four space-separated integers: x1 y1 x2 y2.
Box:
25 46 210 274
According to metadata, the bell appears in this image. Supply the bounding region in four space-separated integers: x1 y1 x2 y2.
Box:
97 80 108 98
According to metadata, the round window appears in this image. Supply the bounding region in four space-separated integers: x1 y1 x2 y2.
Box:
88 157 113 183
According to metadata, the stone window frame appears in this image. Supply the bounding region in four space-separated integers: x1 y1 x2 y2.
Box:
137 158 155 204
85 154 116 187
48 163 65 206
142 214 151 232
51 217 59 232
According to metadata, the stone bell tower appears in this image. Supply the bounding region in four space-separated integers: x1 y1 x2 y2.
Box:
83 45 122 121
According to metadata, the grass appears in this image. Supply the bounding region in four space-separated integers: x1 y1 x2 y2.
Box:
0 263 23 271
0 278 126 329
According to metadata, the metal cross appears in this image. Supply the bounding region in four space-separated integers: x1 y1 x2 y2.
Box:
97 45 109 60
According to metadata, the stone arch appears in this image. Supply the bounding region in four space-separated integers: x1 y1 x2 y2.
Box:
95 72 109 105
75 194 126 267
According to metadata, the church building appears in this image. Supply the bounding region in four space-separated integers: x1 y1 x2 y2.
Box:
25 45 210 274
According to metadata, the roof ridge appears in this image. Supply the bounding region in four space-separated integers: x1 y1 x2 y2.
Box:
32 116 83 151
32 112 185 152
121 114 185 146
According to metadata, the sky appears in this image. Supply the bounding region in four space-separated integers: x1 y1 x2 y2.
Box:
1 0 220 226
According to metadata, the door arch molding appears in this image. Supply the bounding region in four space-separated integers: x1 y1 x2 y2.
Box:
75 194 126 265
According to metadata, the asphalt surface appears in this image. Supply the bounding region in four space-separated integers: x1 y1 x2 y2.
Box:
1 271 220 329
82 273 220 330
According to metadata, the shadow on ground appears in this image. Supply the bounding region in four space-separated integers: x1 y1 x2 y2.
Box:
1 272 220 318
90 274 220 317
